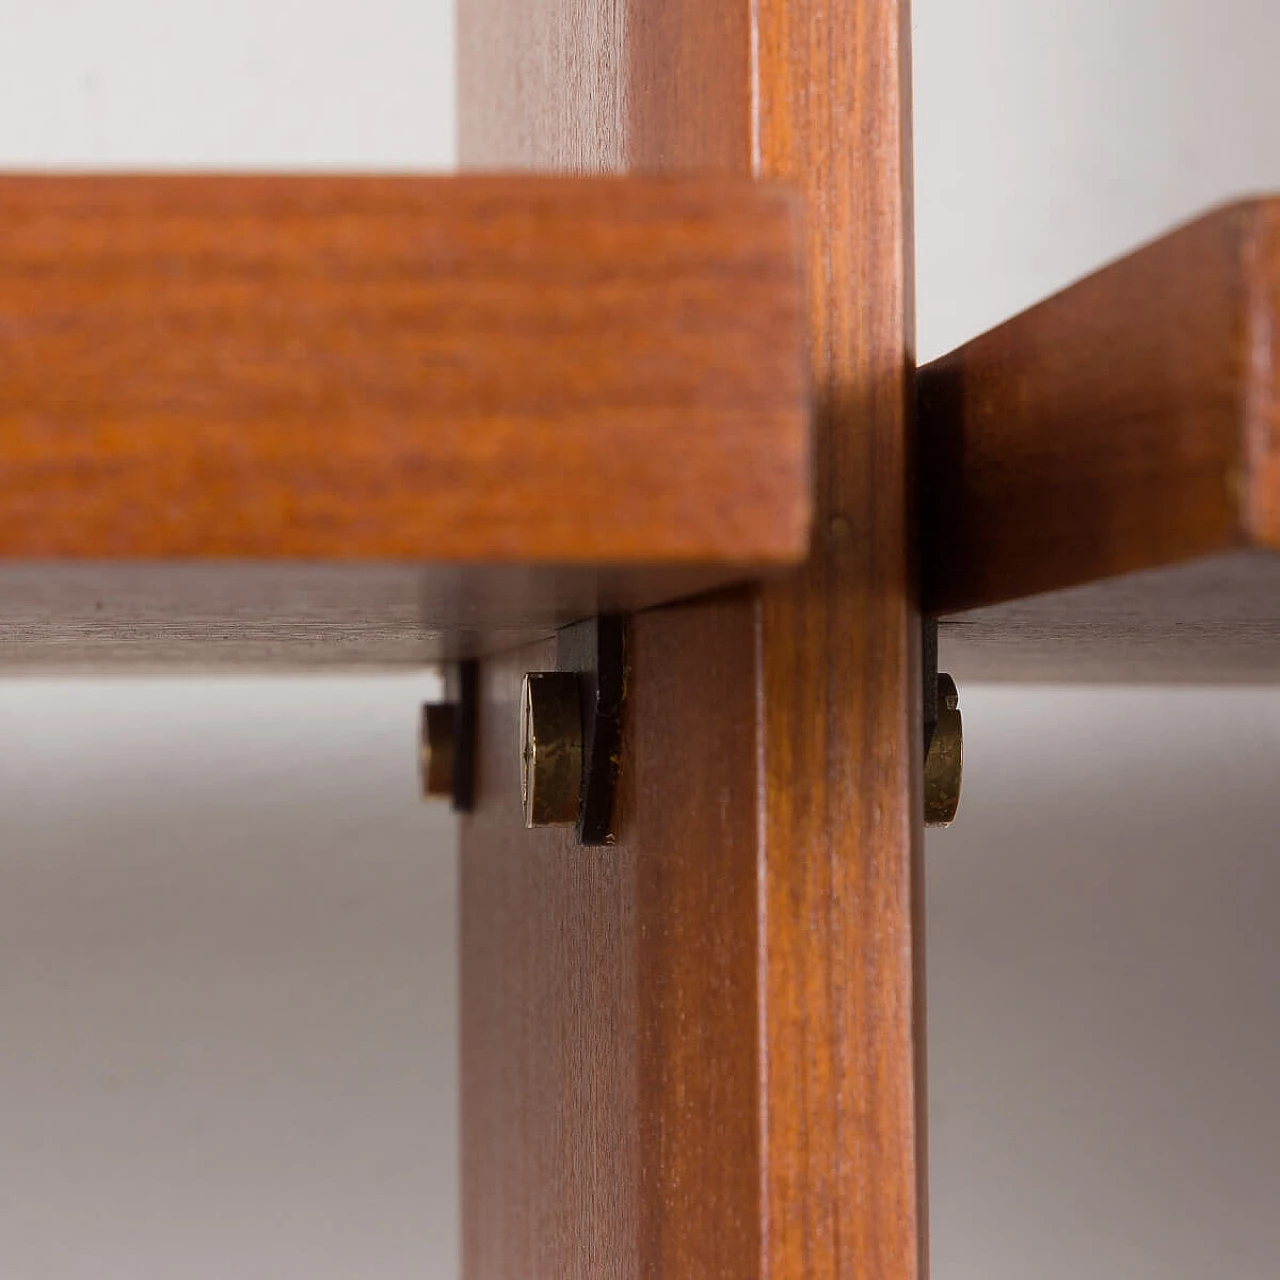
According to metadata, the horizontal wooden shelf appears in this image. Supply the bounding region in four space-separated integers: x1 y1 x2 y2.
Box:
920 197 1280 680
0 175 808 666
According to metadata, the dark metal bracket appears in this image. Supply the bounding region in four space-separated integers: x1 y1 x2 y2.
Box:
923 618 941 760
421 660 478 812
922 619 963 827
555 615 627 846
444 659 479 813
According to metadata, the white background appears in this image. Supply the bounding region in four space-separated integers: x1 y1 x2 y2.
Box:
1 1 1279 1277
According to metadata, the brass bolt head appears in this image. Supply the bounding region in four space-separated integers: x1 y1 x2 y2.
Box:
924 674 963 828
519 673 583 828
420 703 457 800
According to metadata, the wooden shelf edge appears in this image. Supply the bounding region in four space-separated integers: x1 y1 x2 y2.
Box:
921 197 1280 681
920 196 1280 619
0 174 811 568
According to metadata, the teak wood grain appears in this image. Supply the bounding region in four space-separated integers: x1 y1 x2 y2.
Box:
460 1 923 1278
0 175 808 665
0 175 807 565
0 179 803 670
921 198 1280 679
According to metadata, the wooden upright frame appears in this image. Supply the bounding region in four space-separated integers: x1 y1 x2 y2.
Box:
458 2 924 1276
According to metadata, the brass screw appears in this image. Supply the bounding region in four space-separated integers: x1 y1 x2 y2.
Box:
924 674 963 828
519 673 583 828
420 703 457 800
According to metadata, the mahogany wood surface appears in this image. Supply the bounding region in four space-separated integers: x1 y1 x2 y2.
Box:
0 175 809 664
459 1 924 1278
922 199 1280 679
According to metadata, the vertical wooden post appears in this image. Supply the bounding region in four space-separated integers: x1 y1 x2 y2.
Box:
458 1 924 1275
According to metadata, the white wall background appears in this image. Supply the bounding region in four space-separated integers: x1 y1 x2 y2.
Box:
926 690 1280 1280
0 679 457 1279
913 0 1280 362
0 0 454 169
1 2 1279 1278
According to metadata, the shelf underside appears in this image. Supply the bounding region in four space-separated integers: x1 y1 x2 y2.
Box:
0 562 748 670
940 550 1280 682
